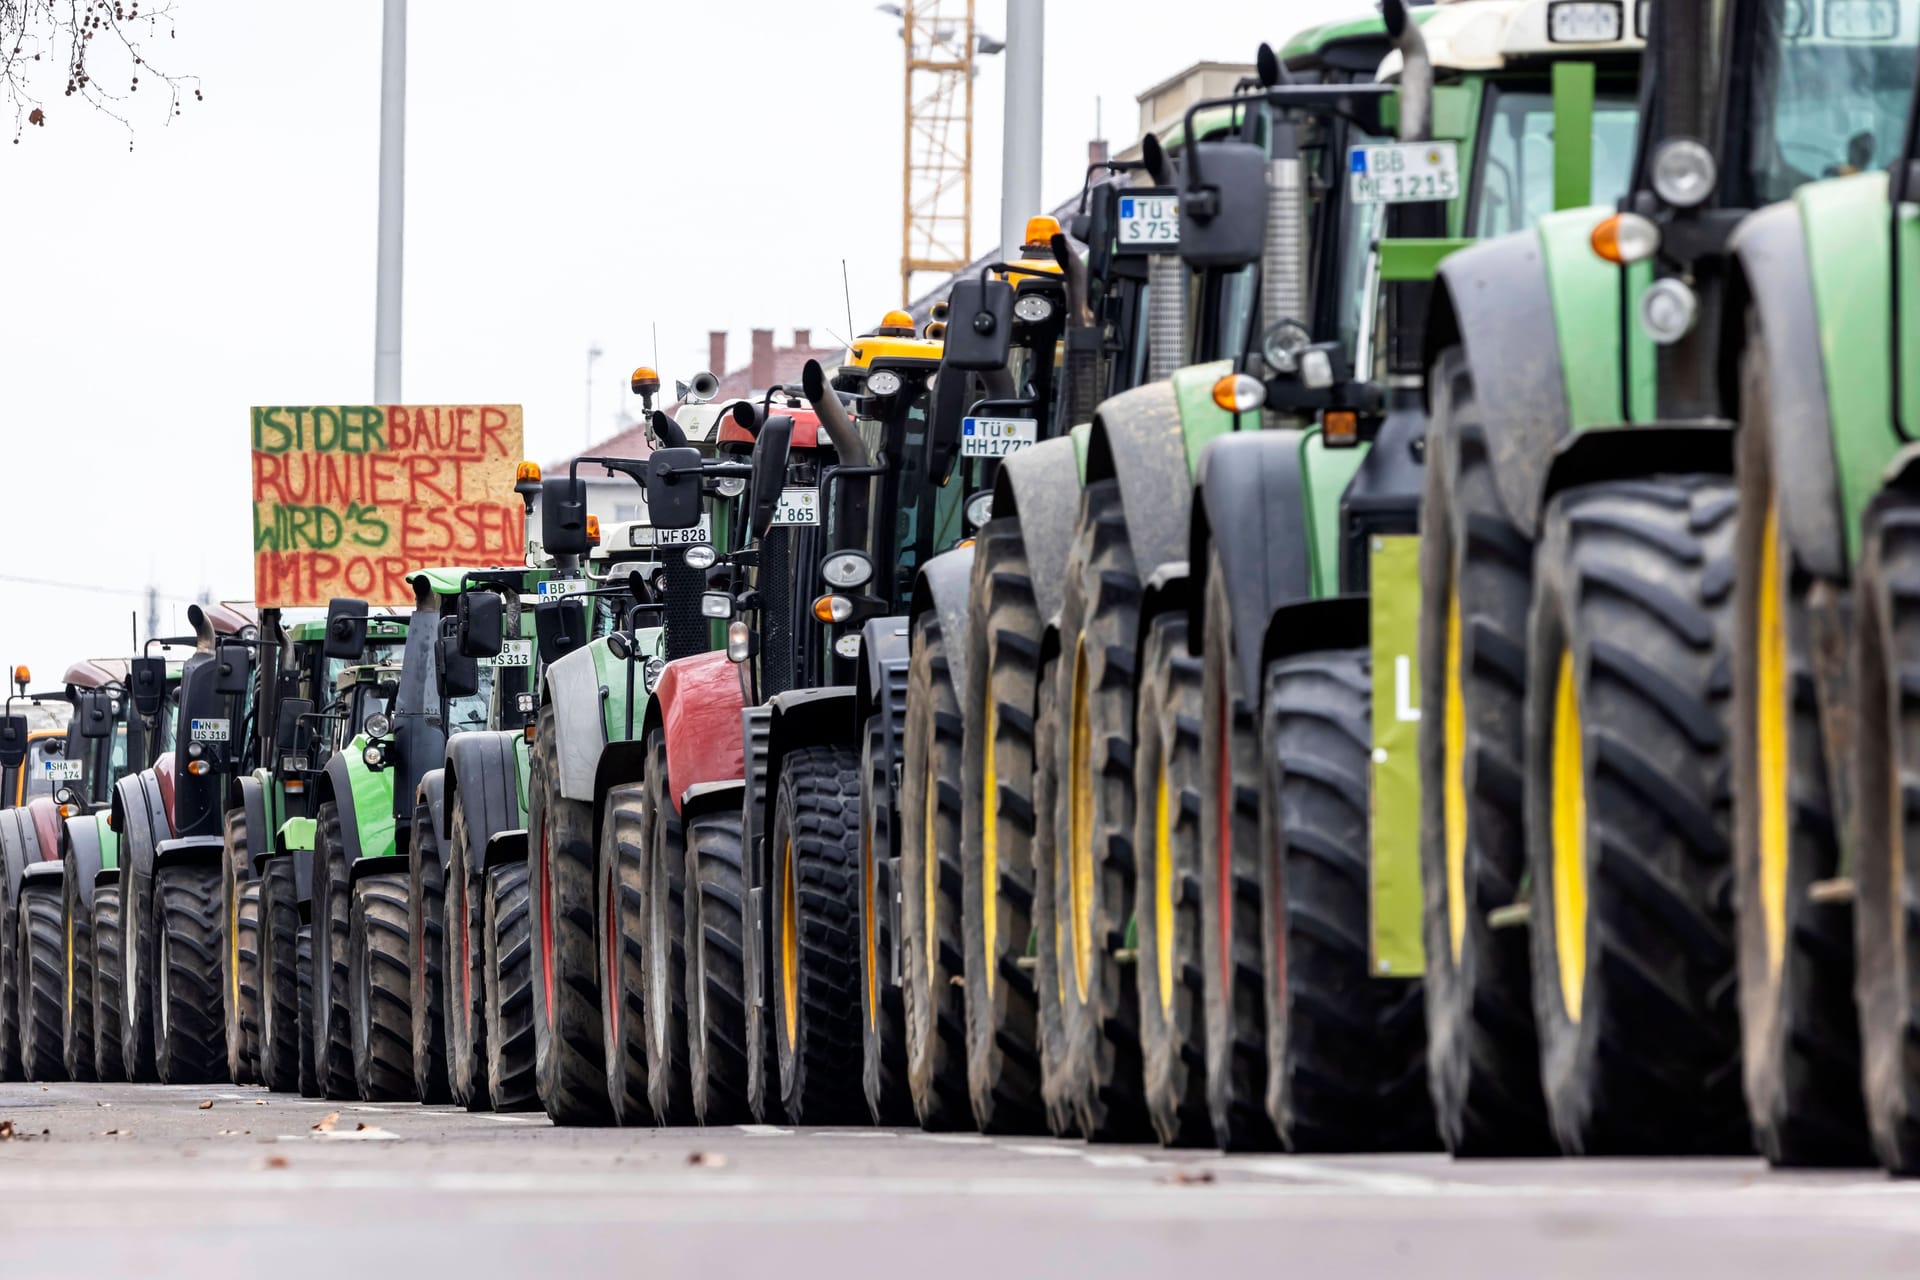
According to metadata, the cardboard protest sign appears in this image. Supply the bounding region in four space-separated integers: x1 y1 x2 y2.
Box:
252 405 525 607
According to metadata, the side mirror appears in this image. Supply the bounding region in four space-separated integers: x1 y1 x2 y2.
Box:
748 416 796 541
541 476 592 555
274 697 313 753
0 715 27 769
643 447 705 530
459 591 505 659
129 656 167 718
1179 141 1268 268
214 642 251 697
535 598 588 662
79 690 114 739
941 277 1015 370
437 635 481 701
323 597 369 659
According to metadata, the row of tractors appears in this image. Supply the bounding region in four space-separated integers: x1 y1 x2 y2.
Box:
6 0 1920 1174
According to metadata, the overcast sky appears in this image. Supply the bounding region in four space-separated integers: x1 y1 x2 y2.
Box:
0 0 1366 682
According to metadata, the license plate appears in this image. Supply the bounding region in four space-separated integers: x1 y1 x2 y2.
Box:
631 520 711 547
961 416 1038 458
1348 142 1461 205
1116 194 1180 248
190 718 231 743
774 488 820 526
44 760 83 781
537 578 590 598
489 639 532 668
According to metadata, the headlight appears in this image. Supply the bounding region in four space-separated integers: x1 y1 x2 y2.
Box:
239 625 260 642
1260 320 1312 374
867 368 904 398
683 544 717 571
1547 0 1623 42
714 475 747 498
965 491 994 529
726 620 752 663
365 712 392 738
363 744 385 768
187 742 204 760
1638 278 1699 345
516 692 536 714
54 786 75 807
834 634 862 659
1649 137 1717 208
1014 293 1055 324
701 592 733 619
821 551 874 589
1300 349 1335 390
642 657 666 693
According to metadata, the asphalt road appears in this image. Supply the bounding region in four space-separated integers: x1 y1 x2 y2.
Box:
3 1082 1918 1278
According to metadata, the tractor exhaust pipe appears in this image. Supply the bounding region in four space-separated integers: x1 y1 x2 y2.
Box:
1052 231 1103 428
801 360 870 468
1383 0 1432 143
1140 133 1186 382
1261 120 1309 338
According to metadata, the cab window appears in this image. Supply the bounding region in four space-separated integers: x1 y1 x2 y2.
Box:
1472 84 1639 237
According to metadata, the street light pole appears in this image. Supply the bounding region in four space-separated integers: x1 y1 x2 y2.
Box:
1000 0 1044 262
373 0 407 403
586 342 604 447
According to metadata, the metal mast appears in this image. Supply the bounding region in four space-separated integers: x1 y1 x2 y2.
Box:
373 0 407 402
898 0 978 305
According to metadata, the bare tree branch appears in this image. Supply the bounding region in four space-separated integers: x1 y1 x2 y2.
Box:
2 0 200 148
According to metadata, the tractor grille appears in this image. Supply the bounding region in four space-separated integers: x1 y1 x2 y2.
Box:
758 529 795 698
663 548 707 660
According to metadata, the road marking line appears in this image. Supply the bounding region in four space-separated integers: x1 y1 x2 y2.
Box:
477 1114 543 1124
917 1133 993 1145
735 1124 793 1136
1082 1154 1151 1169
1007 1144 1080 1158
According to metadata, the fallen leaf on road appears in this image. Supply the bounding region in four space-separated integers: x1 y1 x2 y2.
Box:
686 1151 729 1168
311 1112 340 1132
0 1120 13 1140
263 1154 289 1170
102 1129 127 1137
1165 1169 1214 1186
198 1100 214 1110
253 1100 267 1106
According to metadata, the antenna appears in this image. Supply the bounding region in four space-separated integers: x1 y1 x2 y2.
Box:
652 322 660 376
842 259 856 346
131 610 137 652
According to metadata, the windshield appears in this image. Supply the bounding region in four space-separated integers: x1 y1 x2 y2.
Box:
861 383 963 612
156 684 180 755
446 662 496 734
21 735 64 801
1742 0 1920 204
1472 86 1640 237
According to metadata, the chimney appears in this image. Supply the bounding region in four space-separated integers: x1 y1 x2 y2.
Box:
750 328 775 390
708 330 728 376
792 328 812 351
1088 138 1109 167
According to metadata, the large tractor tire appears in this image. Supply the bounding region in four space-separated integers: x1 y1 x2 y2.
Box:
0 879 20 1081
1030 644 1081 1138
60 857 95 1082
1049 479 1151 1142
443 801 489 1110
221 806 258 1085
1131 612 1210 1147
484 860 539 1112
857 721 912 1126
684 806 752 1124
899 610 971 1129
1525 475 1747 1155
768 744 865 1124
91 883 125 1082
1262 649 1434 1151
154 862 224 1085
350 872 415 1101
17 884 65 1080
600 780 651 1124
1198 546 1279 1151
1851 490 1920 1173
296 924 319 1097
256 857 300 1093
1416 347 1552 1155
235 884 262 1083
960 517 1047 1135
311 802 356 1098
1732 335 1869 1166
642 731 694 1125
119 854 157 1084
527 706 612 1125
409 801 450 1104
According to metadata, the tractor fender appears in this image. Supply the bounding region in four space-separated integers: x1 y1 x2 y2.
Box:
1425 232 1572 541
760 687 860 846
991 434 1085 626
1537 424 1735 514
681 779 745 824
856 615 913 748
112 768 170 902
483 828 528 872
740 705 774 877
1084 379 1193 581
238 773 271 874
1727 201 1846 580
417 768 448 867
322 753 370 864
23 797 61 866
0 810 30 910
1140 559 1193 629
348 852 409 888
655 651 748 814
1190 429 1316 702
1263 596 1371 672
541 643 608 804
154 835 226 872
444 733 521 870
592 738 649 853
1878 443 1920 493
20 860 63 888
908 544 977 706
153 752 178 837
66 813 104 912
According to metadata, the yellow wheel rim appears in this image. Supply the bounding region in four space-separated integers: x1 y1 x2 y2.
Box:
982 698 999 999
1550 648 1589 1022
1756 506 1791 976
1444 586 1469 963
924 751 939 981
1154 759 1174 1015
863 815 878 1030
781 836 799 1050
230 880 242 1020
1068 636 1094 1004
65 904 75 1017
